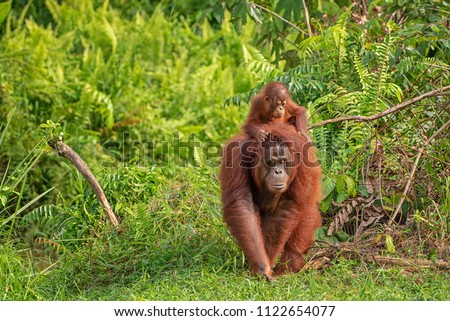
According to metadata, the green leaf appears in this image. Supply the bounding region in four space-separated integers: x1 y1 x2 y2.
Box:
102 16 117 56
0 108 14 146
385 235 395 254
335 230 350 242
231 1 246 22
178 125 205 135
320 193 332 212
0 0 11 26
193 146 204 167
335 175 347 202
0 195 7 207
246 3 262 24
358 185 369 197
344 175 357 197
275 0 302 22
212 3 224 24
242 44 280 80
321 177 336 199
45 0 61 24
315 226 349 243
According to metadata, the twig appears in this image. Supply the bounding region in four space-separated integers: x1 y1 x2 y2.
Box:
309 244 450 270
301 0 312 37
367 256 450 269
250 3 308 36
48 137 119 227
308 85 450 129
388 119 450 225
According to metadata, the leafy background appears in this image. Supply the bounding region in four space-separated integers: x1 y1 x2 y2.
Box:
0 0 449 300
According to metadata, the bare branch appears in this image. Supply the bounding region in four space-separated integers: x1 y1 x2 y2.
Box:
301 0 312 37
48 138 119 227
250 3 308 36
308 85 450 129
388 119 450 225
367 255 450 269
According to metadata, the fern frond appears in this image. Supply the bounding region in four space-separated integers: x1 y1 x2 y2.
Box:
347 124 366 145
102 16 117 56
83 84 114 129
335 8 352 28
310 93 337 110
45 0 61 24
398 56 449 82
353 52 369 90
286 64 321 76
373 36 394 106
193 146 205 167
224 83 263 107
297 36 324 60
383 83 403 102
22 205 58 225
311 125 331 167
34 237 65 253
242 44 281 80
0 1 11 26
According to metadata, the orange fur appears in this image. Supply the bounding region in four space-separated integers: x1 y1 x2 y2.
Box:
242 82 311 143
220 123 321 279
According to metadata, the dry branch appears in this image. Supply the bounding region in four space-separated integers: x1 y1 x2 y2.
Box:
309 243 450 270
309 85 450 129
251 3 308 36
301 0 312 37
48 138 119 227
388 119 450 225
367 256 450 269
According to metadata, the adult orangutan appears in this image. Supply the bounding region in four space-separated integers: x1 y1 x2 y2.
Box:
219 122 321 281
242 82 311 143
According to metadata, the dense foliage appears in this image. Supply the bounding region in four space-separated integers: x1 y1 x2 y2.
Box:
0 0 449 300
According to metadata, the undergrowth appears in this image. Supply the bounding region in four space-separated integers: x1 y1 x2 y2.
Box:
1 1 449 301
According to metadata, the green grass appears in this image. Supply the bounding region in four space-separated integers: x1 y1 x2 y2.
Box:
1 168 449 301
2 249 449 301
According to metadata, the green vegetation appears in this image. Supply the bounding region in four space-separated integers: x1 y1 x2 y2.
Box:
1 1 449 300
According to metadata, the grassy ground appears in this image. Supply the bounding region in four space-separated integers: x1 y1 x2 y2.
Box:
50 262 450 301
2 249 449 301
1 169 449 301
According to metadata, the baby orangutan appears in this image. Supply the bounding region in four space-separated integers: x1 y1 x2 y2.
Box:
242 82 311 142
